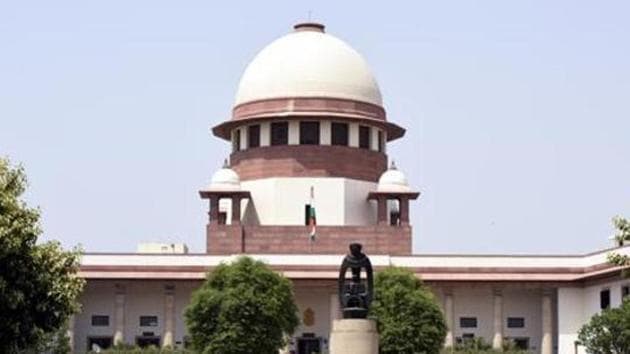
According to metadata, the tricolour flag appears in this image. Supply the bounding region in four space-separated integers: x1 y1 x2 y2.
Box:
309 186 316 241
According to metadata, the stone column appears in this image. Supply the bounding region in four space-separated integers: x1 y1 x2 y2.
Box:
231 196 241 225
330 293 340 325
443 290 454 348
398 196 409 225
113 285 125 346
492 289 504 350
163 285 175 348
541 290 553 354
376 196 387 225
67 314 75 354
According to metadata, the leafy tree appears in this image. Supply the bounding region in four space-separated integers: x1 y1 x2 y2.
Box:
184 256 299 354
578 299 630 354
0 157 84 353
370 266 447 354
608 216 630 271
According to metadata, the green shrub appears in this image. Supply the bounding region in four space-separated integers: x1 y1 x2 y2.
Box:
184 256 299 354
369 267 447 354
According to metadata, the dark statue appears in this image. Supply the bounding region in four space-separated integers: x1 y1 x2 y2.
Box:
338 243 373 319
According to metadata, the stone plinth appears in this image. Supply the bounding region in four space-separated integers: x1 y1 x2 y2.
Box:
329 319 379 354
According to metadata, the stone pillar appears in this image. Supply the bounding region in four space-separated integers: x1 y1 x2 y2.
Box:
541 290 553 354
376 196 387 225
398 196 409 225
443 291 454 348
330 319 378 354
231 196 241 225
209 197 220 224
163 285 176 348
67 314 75 354
113 285 125 346
330 293 340 325
492 289 504 350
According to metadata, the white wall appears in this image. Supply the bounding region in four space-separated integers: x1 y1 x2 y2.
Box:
75 282 117 352
292 287 334 352
241 177 378 226
503 288 543 352
452 287 495 342
557 279 630 354
74 280 202 352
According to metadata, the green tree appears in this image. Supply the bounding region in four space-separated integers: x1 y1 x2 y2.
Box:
608 216 630 271
577 299 630 354
370 266 447 354
0 158 84 353
184 256 299 354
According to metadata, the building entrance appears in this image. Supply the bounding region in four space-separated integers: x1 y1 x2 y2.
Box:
297 337 321 354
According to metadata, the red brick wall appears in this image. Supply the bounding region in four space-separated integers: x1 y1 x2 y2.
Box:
206 224 411 255
231 145 387 182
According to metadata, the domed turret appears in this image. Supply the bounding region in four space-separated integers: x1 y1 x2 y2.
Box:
377 161 411 193
208 160 241 191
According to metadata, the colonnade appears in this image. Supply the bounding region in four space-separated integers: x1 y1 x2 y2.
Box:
442 288 554 354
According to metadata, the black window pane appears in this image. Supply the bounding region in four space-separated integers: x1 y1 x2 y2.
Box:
233 129 240 152
378 130 384 152
248 125 260 148
88 337 113 351
140 315 158 327
331 122 348 146
507 317 525 328
300 121 320 145
459 317 477 328
304 204 311 226
359 126 371 149
600 289 611 309
91 315 110 327
623 286 630 300
271 122 289 146
136 336 161 348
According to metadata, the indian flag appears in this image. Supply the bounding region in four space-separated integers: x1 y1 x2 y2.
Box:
309 186 316 241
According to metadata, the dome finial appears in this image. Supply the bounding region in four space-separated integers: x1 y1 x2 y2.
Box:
390 160 397 170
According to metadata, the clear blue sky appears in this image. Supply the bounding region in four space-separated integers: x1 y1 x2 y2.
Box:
1 1 629 254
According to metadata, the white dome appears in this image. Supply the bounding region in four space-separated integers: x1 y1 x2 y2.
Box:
377 164 411 193
234 24 382 107
209 167 241 191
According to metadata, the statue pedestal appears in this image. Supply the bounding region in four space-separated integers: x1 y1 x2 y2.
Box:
329 319 379 354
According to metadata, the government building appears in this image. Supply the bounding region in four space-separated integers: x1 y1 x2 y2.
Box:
72 22 630 354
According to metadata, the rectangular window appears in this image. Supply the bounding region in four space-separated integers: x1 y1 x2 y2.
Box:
359 126 371 149
459 317 477 328
271 122 289 146
233 129 241 152
87 337 113 351
248 125 260 148
304 204 311 226
331 122 349 146
139 315 158 327
600 289 611 309
506 337 530 350
91 315 110 327
300 121 320 145
622 285 630 300
507 317 525 328
136 336 161 348
378 130 384 152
